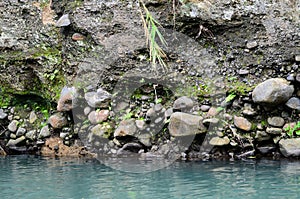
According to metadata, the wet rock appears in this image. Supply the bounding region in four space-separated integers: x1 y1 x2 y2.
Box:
267 116 285 127
114 119 137 137
39 126 51 139
266 127 282 135
0 109 8 119
48 113 68 129
117 143 143 154
209 136 230 146
234 116 252 131
255 131 271 142
285 97 300 111
25 130 37 141
246 41 258 49
57 86 76 112
84 88 111 108
88 110 109 124
257 145 276 154
279 138 300 157
16 127 26 137
168 112 206 137
252 78 294 106
6 136 26 147
55 14 71 27
173 96 194 112
8 120 18 132
29 111 37 123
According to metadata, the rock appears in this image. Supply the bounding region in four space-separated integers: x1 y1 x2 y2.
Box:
84 88 111 108
173 96 194 112
209 136 230 146
8 120 18 132
6 136 26 147
25 130 37 141
279 138 300 157
206 107 220 117
39 126 51 139
246 41 258 49
200 105 210 112
266 127 282 135
88 110 109 124
255 131 271 142
0 109 8 119
57 86 76 111
135 120 145 130
55 14 71 27
285 97 300 111
296 73 300 83
137 133 152 147
84 107 91 115
0 145 6 155
48 113 68 129
89 124 107 141
153 104 163 112
234 116 252 131
238 69 249 75
117 143 143 154
164 108 173 118
29 111 37 123
252 78 294 106
16 127 26 137
267 116 285 127
168 112 206 137
257 145 276 154
72 33 85 41
114 119 137 137
295 55 300 62
203 118 220 125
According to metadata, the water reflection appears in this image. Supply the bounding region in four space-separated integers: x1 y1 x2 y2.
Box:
1 156 300 199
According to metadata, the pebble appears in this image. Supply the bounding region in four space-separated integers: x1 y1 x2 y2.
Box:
295 55 300 62
72 33 85 41
55 14 71 27
8 120 18 132
266 127 282 135
16 127 26 137
0 109 8 119
29 111 37 123
267 116 285 127
238 69 249 75
234 116 252 131
296 73 300 83
200 105 210 112
286 97 300 111
246 41 258 49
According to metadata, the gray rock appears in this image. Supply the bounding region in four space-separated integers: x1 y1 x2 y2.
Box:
6 136 26 147
168 112 206 137
135 120 145 130
165 108 173 118
234 116 252 131
84 88 111 108
25 130 37 141
0 109 8 119
285 97 300 111
57 86 76 111
295 55 300 62
8 120 18 132
246 41 258 49
267 116 285 127
238 69 249 75
209 136 230 146
279 138 300 157
48 113 68 129
114 119 137 137
252 78 294 106
255 131 271 142
200 105 210 112
55 14 71 27
173 96 194 112
266 127 282 135
29 111 37 123
203 118 220 125
257 145 276 154
137 133 152 147
16 127 26 137
39 126 51 139
296 73 300 83
60 132 68 139
153 104 163 112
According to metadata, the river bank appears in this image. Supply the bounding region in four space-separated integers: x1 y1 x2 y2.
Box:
0 0 299 161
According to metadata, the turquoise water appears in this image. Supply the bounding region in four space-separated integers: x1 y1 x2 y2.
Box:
1 156 300 199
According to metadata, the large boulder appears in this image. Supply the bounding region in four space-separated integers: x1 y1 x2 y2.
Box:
279 138 300 157
168 112 206 137
252 78 294 106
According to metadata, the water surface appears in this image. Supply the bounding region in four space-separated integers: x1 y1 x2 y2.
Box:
1 156 300 199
